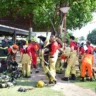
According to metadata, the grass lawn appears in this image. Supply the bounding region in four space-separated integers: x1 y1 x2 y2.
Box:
0 79 63 96
75 81 96 91
72 76 96 91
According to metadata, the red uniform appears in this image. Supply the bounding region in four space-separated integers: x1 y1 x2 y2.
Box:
28 43 40 68
7 47 18 63
81 54 94 78
50 41 59 55
70 41 77 50
20 48 24 53
8 47 17 55
27 44 32 56
79 47 85 55
86 45 93 54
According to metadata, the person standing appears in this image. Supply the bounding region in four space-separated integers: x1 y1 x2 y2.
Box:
30 38 39 73
21 45 32 77
48 35 59 84
62 36 77 81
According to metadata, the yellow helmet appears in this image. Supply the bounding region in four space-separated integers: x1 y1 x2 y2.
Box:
36 80 44 88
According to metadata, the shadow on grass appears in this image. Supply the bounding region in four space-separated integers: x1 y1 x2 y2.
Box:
16 77 37 87
16 81 36 87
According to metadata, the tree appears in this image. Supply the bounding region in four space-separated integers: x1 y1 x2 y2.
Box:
61 31 72 45
87 29 96 45
0 0 96 33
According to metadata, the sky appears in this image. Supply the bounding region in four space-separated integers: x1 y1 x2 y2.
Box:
73 12 96 39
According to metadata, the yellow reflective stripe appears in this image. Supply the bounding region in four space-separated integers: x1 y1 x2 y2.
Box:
0 57 7 58
0 47 8 49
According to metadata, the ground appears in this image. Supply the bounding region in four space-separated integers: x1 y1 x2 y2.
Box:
0 55 96 96
30 68 96 96
0 67 96 96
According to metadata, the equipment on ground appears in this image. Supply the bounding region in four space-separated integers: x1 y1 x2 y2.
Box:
36 80 45 88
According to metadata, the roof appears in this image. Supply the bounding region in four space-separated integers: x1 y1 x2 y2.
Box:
0 24 29 36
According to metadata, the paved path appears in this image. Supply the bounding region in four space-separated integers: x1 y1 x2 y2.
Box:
29 68 96 96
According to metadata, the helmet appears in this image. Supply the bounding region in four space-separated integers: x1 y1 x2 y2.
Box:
36 80 44 88
13 44 18 49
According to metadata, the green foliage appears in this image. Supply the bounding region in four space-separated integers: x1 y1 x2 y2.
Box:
33 0 56 31
67 0 93 29
61 32 72 45
87 29 96 45
0 0 96 31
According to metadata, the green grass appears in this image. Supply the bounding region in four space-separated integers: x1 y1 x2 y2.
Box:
71 76 96 91
75 81 96 91
0 79 63 96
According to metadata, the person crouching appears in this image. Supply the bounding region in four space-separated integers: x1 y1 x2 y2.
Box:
7 44 18 71
80 41 94 81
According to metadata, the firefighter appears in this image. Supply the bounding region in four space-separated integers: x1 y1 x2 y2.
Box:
32 38 39 73
61 36 77 81
21 45 31 77
42 35 59 85
80 41 94 81
0 45 8 73
48 35 59 84
7 44 18 69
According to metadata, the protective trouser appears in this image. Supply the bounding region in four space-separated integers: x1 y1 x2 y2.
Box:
81 62 92 78
64 51 77 77
21 54 31 77
32 53 37 68
48 50 58 82
56 56 61 72
41 49 50 80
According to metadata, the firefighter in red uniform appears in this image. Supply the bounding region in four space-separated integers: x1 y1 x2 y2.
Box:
80 41 94 81
30 38 39 73
79 43 85 55
42 35 59 85
62 36 77 81
48 35 59 84
7 44 18 69
20 40 31 77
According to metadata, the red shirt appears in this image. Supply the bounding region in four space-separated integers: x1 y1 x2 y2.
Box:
27 44 33 56
8 47 17 55
61 55 67 60
86 45 93 54
8 47 12 53
20 48 24 53
79 47 85 55
70 41 77 50
58 43 62 49
50 41 59 55
35 43 40 51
